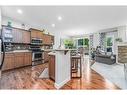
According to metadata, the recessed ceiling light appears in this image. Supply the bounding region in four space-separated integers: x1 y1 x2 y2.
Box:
58 16 62 21
51 24 55 27
17 9 23 14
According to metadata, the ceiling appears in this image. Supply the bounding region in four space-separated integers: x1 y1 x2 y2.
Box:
1 6 127 36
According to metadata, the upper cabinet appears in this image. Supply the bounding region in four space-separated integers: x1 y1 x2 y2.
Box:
42 34 54 45
12 28 30 44
2 26 30 44
30 28 43 39
2 26 54 45
22 30 30 44
30 28 54 45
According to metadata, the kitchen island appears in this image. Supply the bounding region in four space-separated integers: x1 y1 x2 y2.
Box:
48 49 76 89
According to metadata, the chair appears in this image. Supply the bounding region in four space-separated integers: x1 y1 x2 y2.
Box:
71 55 82 78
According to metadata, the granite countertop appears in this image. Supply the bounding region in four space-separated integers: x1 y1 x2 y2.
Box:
43 49 53 52
55 49 77 51
2 50 32 53
48 52 56 56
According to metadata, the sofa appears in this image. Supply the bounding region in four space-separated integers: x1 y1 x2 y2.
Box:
95 54 116 65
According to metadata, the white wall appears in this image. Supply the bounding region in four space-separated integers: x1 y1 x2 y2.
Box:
2 16 63 49
93 32 100 48
53 29 70 49
2 16 32 30
117 25 127 42
55 51 70 89
106 31 118 54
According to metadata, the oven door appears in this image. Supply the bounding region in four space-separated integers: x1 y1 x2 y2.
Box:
32 52 44 65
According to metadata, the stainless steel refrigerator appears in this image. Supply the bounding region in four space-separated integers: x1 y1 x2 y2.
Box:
0 36 5 78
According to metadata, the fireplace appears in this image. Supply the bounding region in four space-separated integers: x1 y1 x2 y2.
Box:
117 43 127 64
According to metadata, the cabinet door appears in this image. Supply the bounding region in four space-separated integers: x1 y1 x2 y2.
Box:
2 53 15 71
51 36 54 45
49 55 55 81
12 29 23 43
23 31 30 44
41 34 45 44
18 29 23 43
14 53 24 68
36 32 43 39
12 28 17 43
24 52 32 66
42 34 51 44
31 31 37 38
44 51 50 62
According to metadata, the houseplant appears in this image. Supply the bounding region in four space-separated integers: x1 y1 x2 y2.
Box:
115 38 123 42
64 39 75 49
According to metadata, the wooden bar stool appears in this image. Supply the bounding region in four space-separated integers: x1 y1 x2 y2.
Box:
71 55 82 78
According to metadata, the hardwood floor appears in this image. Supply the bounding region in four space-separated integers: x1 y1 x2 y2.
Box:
0 57 120 90
0 63 56 89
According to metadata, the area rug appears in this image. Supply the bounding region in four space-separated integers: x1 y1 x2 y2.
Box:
39 68 49 79
91 62 127 89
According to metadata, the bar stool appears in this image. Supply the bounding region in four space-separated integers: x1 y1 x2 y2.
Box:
71 55 82 78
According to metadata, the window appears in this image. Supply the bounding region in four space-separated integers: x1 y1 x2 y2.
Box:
78 38 89 47
78 39 83 46
106 37 113 52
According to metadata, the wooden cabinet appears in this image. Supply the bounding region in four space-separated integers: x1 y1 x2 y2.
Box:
30 28 54 45
12 28 30 44
44 51 50 63
37 31 43 39
12 28 18 43
2 53 15 71
12 28 23 43
31 30 37 38
2 26 54 45
49 55 55 81
22 31 30 44
51 36 54 45
30 28 43 39
14 53 24 68
14 52 32 68
24 52 32 66
42 34 53 45
2 52 32 71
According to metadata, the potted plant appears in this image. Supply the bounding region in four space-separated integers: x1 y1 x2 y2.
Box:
115 38 123 43
64 39 75 49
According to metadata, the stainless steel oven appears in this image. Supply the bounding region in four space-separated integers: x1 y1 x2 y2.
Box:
31 38 44 66
32 51 44 66
31 38 43 45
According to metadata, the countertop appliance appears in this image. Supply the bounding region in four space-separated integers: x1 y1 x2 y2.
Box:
0 36 5 79
31 38 43 45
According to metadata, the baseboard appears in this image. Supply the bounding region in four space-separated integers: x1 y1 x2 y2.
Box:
116 63 124 66
54 77 70 89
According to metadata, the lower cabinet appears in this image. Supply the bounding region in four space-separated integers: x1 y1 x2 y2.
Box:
24 52 32 66
2 53 15 71
44 51 50 63
14 53 25 68
49 55 55 81
2 52 32 71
